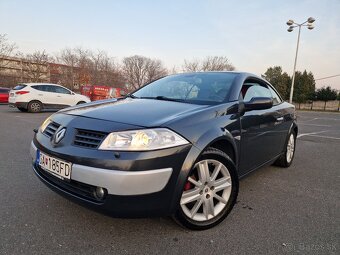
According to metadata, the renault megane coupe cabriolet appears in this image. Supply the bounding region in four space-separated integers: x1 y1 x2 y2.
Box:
30 72 297 230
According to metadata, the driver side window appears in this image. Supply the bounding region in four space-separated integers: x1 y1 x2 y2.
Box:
241 82 272 102
52 86 71 94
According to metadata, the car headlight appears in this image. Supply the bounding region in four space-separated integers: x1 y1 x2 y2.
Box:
98 128 189 151
40 116 52 133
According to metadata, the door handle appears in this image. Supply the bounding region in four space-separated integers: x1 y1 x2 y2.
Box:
57 95 61 97
276 117 284 121
38 94 43 96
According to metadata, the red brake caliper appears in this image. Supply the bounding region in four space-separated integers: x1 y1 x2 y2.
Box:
184 176 195 191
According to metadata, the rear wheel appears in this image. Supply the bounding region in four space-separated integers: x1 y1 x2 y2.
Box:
77 101 86 105
28 101 42 113
274 131 296 167
174 147 238 230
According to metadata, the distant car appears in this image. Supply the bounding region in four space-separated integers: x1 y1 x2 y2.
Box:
0 87 10 103
30 72 297 230
9 83 90 112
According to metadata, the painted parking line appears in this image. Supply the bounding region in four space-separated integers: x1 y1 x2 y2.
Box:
304 117 340 121
298 123 331 127
297 131 328 139
306 134 340 140
297 115 340 121
297 117 318 122
314 117 340 121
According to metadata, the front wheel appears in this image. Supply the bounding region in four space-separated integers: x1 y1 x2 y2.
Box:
173 148 238 230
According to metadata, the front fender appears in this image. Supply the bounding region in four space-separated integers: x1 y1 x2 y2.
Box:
194 127 238 160
169 127 238 213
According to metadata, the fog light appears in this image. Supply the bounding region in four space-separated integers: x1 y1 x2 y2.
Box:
94 187 106 200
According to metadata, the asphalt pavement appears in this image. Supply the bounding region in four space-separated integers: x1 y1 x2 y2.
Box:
0 105 339 255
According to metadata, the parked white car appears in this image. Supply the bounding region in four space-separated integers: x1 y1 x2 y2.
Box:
9 83 91 112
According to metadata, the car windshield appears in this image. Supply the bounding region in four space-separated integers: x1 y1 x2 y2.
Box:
132 73 238 105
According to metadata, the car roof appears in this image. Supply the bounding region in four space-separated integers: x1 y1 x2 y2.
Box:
169 71 263 79
20 83 64 86
171 71 240 75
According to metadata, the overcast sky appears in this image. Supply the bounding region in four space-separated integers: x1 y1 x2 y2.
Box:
1 0 339 89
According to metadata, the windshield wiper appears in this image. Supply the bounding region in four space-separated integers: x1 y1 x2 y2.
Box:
125 93 139 99
139 96 184 102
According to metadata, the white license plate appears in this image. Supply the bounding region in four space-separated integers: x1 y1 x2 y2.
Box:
38 151 72 180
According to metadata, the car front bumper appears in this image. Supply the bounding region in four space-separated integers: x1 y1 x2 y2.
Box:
30 139 199 217
30 141 173 196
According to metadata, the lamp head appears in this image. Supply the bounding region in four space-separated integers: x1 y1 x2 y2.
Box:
307 24 314 30
286 19 294 26
307 17 316 23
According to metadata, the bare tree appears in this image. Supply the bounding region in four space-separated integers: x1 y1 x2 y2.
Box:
122 55 168 91
57 48 78 87
73 47 92 85
145 59 167 83
0 34 17 58
22 50 50 82
90 50 125 87
169 65 179 75
182 56 235 72
57 47 94 87
0 34 18 86
57 47 126 89
183 59 200 72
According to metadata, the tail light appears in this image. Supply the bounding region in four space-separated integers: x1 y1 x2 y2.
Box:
15 91 30 95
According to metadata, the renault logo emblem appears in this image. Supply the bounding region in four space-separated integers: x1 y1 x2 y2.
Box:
53 128 66 144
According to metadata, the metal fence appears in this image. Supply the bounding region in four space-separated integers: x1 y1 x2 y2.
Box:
293 100 340 111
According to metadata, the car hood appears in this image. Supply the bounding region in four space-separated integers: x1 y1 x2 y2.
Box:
60 98 210 127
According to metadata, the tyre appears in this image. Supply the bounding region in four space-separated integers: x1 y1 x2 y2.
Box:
274 130 296 167
77 101 86 105
28 101 42 113
17 107 28 112
174 147 239 230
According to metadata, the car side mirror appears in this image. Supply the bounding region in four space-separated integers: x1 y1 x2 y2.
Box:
71 92 75 95
120 90 127 96
244 97 273 111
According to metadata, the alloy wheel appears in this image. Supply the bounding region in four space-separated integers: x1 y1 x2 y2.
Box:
180 159 232 222
286 133 295 163
30 102 41 112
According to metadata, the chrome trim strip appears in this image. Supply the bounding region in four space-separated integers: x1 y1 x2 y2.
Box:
71 165 173 195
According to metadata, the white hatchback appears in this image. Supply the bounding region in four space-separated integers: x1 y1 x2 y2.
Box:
9 83 91 112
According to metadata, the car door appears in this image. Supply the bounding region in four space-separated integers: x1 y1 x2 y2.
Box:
238 80 283 175
267 85 292 153
53 86 75 107
31 85 54 107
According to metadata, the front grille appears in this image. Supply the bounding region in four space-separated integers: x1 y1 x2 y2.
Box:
35 164 104 203
43 122 60 138
74 129 107 149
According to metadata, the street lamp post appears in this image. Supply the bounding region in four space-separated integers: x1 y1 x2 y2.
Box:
286 17 315 103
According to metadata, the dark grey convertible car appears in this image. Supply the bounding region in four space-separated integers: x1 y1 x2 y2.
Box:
30 72 297 230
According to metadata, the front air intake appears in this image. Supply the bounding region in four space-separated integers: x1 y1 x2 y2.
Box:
43 122 61 138
73 129 107 149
